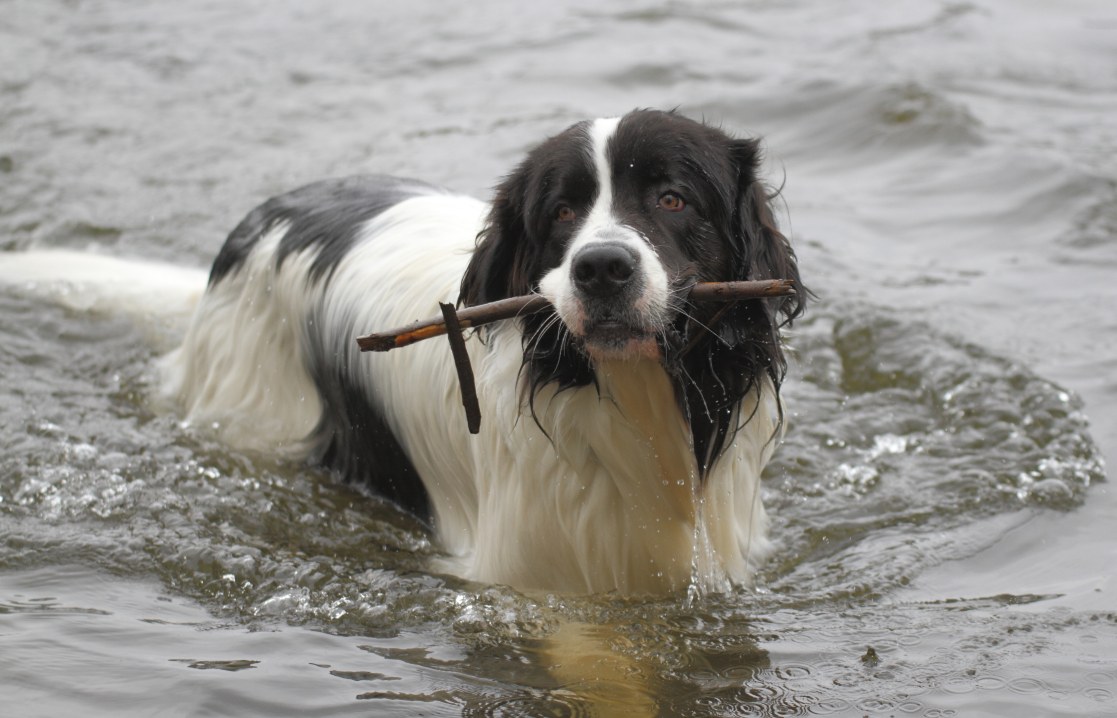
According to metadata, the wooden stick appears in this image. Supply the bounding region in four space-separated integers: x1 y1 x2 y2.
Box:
356 279 795 353
439 302 482 434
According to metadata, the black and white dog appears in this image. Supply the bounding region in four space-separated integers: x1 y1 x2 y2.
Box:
157 109 806 595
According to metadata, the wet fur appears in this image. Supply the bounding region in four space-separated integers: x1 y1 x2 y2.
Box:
160 109 806 594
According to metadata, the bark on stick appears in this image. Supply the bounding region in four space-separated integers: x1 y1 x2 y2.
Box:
356 279 795 353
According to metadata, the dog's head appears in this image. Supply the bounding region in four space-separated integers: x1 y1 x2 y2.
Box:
460 109 806 472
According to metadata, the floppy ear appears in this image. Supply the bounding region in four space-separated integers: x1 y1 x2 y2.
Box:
730 139 807 328
676 138 810 475
459 173 536 306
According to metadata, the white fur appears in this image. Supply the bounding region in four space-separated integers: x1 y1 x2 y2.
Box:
462 334 777 594
155 223 324 454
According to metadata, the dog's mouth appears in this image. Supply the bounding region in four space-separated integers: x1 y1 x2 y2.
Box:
579 317 662 362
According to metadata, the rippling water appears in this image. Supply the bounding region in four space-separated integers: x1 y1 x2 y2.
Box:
2 1 1116 716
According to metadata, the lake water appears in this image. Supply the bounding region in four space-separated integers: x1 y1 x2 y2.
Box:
2 1 1115 715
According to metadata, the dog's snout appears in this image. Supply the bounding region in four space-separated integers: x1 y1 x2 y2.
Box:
572 243 639 297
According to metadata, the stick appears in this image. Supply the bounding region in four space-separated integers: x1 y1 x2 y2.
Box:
356 279 795 353
439 302 482 435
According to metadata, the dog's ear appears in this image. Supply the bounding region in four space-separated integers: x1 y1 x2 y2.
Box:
459 172 536 306
679 138 810 474
730 139 807 328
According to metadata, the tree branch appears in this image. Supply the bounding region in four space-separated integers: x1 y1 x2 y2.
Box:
356 279 795 353
439 302 482 435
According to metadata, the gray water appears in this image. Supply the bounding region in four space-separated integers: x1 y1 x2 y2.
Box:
2 1 1115 715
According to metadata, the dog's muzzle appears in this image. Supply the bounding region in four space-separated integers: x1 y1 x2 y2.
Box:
567 242 661 359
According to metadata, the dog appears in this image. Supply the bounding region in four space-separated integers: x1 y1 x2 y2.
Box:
156 109 806 595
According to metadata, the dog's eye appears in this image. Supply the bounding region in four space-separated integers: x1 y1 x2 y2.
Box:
555 205 576 222
658 192 686 212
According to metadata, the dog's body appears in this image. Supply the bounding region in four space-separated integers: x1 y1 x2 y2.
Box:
21 110 805 595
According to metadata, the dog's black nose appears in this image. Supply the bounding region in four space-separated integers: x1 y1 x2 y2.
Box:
571 243 639 297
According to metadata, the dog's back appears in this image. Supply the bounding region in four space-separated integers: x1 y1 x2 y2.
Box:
160 176 487 526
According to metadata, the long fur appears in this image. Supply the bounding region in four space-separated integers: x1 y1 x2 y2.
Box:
19 110 806 596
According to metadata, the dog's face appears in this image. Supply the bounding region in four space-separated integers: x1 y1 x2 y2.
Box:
536 114 739 363
461 109 806 472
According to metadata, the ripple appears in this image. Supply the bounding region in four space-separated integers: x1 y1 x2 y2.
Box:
808 698 852 715
170 658 259 672
740 684 781 702
774 662 813 681
1007 677 1047 695
1084 687 1113 703
764 305 1104 598
328 670 399 683
734 697 811 717
461 693 593 718
856 697 896 712
974 675 1007 691
942 678 978 692
1086 671 1115 685
0 599 112 616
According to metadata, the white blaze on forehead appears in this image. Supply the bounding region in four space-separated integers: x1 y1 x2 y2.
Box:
585 116 621 227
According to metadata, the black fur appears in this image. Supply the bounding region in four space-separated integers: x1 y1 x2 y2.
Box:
461 109 807 476
305 310 432 522
209 175 440 286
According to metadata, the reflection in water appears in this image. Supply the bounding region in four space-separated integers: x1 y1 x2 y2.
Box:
534 621 662 716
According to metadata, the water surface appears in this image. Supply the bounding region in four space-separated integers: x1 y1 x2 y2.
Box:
2 1 1115 715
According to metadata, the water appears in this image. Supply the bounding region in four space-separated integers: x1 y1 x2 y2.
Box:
2 0 1116 715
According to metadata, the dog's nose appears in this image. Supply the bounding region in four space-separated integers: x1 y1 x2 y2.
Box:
571 243 639 297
